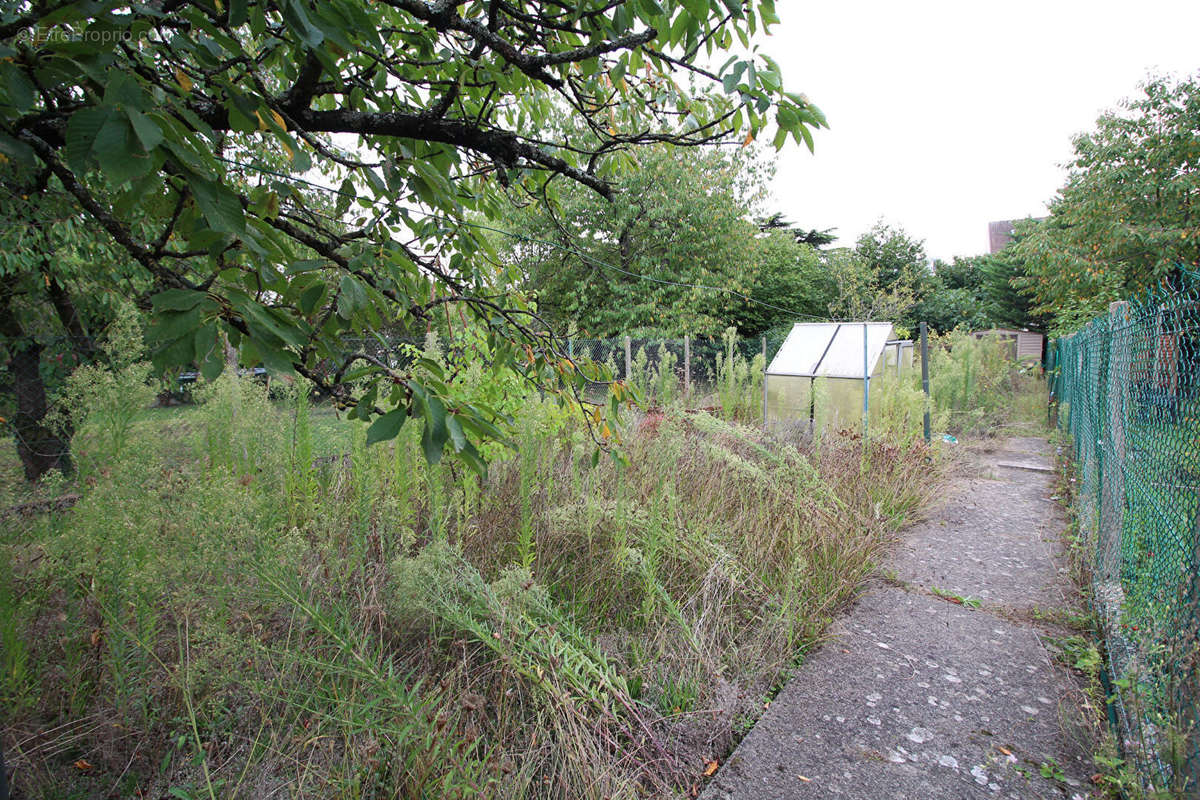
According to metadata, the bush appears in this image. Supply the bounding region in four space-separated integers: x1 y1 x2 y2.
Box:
51 302 156 478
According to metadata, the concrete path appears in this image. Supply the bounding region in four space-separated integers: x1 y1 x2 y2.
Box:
702 437 1095 800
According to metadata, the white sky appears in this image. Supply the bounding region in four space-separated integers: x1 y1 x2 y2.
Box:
763 0 1200 261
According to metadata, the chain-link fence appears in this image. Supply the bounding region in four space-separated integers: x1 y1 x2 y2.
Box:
543 333 784 405
2 329 783 477
1052 279 1200 795
337 332 784 404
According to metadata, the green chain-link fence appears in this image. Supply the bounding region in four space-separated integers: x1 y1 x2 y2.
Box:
1052 277 1200 796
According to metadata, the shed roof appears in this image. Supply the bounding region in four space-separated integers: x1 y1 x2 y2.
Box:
766 322 894 379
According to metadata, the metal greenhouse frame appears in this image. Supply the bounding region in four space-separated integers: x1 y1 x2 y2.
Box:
763 322 913 433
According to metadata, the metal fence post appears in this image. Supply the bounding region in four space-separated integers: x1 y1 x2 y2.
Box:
762 334 769 431
624 335 631 381
920 322 930 443
862 322 869 438
683 334 691 402
1185 511 1200 793
1100 301 1130 585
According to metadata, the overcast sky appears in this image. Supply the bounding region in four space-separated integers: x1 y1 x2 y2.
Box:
762 0 1200 261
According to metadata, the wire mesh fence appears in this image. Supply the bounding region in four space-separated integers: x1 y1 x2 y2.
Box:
1052 278 1200 795
337 332 782 403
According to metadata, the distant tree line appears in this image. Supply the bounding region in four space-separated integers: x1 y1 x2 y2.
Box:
495 144 1043 341
501 72 1200 341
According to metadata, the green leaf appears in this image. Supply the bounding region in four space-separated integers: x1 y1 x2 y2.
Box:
93 111 133 155
299 283 325 315
335 177 355 216
0 132 36 166
152 332 195 373
94 113 156 184
337 274 368 319
228 0 248 26
151 288 210 312
721 0 745 18
799 124 814 153
127 108 164 151
191 175 246 234
366 407 408 445
420 393 448 464
1 63 36 111
149 307 205 345
456 413 508 443
253 341 297 376
279 0 325 47
64 107 112 173
237 301 308 348
722 61 747 94
456 439 487 479
195 324 224 381
287 259 326 274
446 413 467 452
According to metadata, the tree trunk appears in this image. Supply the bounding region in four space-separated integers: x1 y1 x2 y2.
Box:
0 277 73 481
5 339 73 480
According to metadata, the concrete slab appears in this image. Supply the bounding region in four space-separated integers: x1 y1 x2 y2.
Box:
701 438 1093 800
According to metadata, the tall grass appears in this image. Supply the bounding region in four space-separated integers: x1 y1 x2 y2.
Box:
856 332 1047 440
0 340 942 798
927 331 1046 435
715 327 765 423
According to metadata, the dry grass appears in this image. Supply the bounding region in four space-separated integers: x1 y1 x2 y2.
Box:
0 377 942 798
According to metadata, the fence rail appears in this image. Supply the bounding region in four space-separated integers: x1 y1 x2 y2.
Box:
1052 279 1200 795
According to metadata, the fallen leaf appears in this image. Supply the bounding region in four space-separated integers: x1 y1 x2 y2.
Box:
175 69 193 92
74 759 93 770
703 760 718 777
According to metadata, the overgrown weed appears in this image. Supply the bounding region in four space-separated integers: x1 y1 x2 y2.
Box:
1 340 944 798
927 332 1047 436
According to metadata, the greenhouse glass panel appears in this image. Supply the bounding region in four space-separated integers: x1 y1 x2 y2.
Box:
768 323 842 376
764 322 913 432
818 323 895 378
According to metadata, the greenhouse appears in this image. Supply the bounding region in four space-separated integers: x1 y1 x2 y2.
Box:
764 322 914 432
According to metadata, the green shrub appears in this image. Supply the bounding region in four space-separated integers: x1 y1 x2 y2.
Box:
52 302 156 477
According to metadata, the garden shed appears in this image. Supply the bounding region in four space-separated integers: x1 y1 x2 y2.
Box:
764 322 913 431
970 328 1044 362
